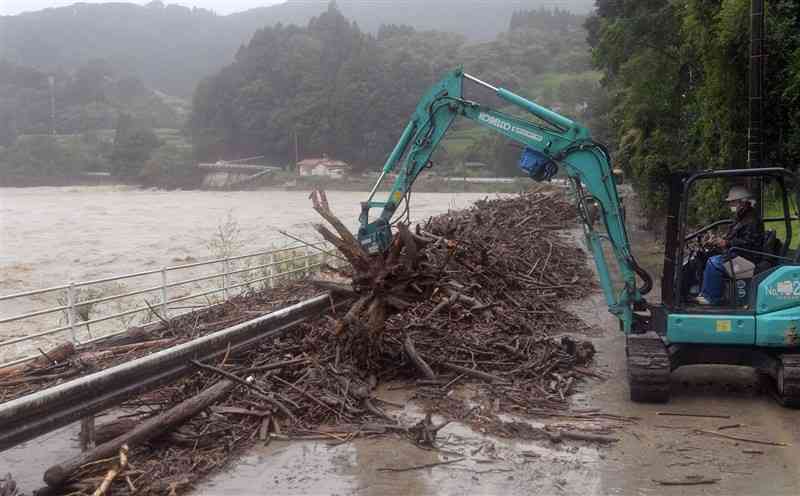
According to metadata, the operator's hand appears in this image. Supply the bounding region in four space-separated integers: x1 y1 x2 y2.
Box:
702 232 719 248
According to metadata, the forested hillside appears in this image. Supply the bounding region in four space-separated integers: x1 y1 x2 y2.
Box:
189 4 597 176
0 59 189 182
0 0 593 96
0 59 181 146
588 0 800 221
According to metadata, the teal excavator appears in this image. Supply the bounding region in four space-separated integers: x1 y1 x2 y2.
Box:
356 68 800 405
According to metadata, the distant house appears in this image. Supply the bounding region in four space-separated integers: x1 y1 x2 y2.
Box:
296 157 349 178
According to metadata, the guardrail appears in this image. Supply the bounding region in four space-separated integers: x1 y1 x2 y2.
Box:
0 242 340 368
0 293 351 452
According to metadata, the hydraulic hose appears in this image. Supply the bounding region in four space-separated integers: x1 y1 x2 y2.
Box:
630 257 654 295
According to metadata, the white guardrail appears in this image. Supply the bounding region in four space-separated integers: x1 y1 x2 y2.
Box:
0 242 340 368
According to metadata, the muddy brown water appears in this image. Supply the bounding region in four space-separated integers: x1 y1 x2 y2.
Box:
0 187 492 360
0 187 491 293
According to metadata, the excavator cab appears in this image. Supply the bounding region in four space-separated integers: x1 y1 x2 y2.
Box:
662 168 800 310
632 167 800 405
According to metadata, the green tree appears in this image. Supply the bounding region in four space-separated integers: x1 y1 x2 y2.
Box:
140 144 199 188
586 0 800 221
189 4 594 172
111 114 160 178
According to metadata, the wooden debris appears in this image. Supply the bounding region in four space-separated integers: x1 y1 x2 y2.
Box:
44 379 236 487
378 457 465 472
653 476 721 486
9 189 607 496
657 412 731 419
409 413 450 447
91 445 129 496
403 336 435 379
0 474 17 496
549 430 619 444
693 429 789 447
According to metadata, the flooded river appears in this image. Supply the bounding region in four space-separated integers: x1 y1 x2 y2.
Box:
0 186 490 293
0 186 491 360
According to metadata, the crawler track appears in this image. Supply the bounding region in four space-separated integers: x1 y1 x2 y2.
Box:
626 332 671 403
771 354 800 407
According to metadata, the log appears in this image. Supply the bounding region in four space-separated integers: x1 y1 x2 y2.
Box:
93 419 139 445
44 379 236 487
91 445 128 496
307 280 357 295
549 430 619 444
103 324 157 346
78 339 177 363
0 343 78 379
366 297 387 337
210 406 270 417
403 336 435 379
0 474 17 496
439 362 509 384
396 224 419 270
0 364 24 380
335 295 370 336
693 429 789 447
29 343 77 368
0 369 80 388
315 224 369 271
189 360 298 423
309 190 366 258
653 477 720 486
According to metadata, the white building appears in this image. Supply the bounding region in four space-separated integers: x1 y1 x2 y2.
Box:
297 158 349 178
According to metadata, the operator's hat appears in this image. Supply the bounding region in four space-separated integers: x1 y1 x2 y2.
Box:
725 185 753 202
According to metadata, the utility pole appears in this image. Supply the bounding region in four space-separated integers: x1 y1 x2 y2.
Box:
48 75 56 136
748 0 765 170
294 128 300 167
748 0 766 207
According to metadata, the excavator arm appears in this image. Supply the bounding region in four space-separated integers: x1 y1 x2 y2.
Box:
357 68 652 333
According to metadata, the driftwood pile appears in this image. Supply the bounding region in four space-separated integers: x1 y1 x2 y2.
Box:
10 187 608 496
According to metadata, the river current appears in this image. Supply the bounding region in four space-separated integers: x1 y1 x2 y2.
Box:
1 187 489 292
0 187 490 356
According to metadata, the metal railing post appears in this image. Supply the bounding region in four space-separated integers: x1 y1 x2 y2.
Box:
160 267 169 319
79 416 95 451
268 252 275 289
66 282 77 343
222 258 230 300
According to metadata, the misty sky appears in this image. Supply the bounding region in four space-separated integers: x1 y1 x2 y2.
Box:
0 0 285 16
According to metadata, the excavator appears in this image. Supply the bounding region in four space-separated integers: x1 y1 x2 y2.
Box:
354 68 800 405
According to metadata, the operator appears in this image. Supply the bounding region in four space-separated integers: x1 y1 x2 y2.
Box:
698 186 764 304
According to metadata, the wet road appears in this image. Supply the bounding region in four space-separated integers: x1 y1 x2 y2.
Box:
577 292 800 495
197 389 604 496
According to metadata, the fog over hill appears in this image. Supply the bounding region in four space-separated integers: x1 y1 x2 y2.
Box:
0 0 594 95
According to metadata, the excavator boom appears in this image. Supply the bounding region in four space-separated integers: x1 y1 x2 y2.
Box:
357 69 652 333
